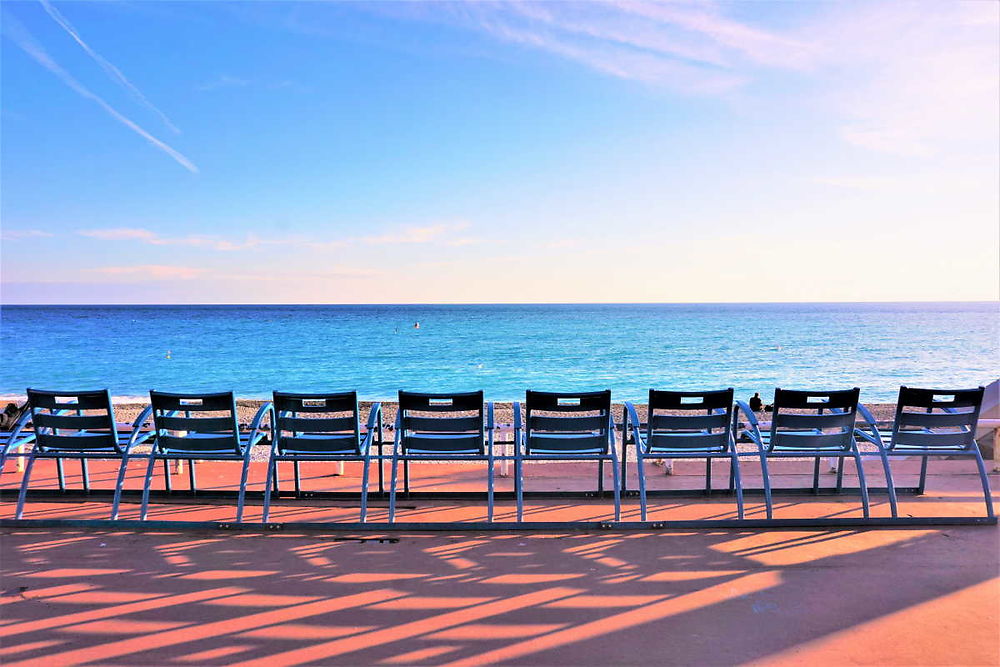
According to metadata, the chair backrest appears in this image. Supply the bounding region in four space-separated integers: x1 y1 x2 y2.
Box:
398 391 485 454
768 388 859 452
525 389 612 454
150 391 241 455
26 388 119 453
273 391 360 455
646 388 734 452
889 386 984 451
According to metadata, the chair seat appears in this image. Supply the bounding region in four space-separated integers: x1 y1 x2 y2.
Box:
278 433 359 455
30 431 137 455
157 432 260 456
527 433 607 454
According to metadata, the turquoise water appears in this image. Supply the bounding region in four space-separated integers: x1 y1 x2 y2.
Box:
0 303 996 402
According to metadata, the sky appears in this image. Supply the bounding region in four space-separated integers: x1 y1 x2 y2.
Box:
1 0 998 304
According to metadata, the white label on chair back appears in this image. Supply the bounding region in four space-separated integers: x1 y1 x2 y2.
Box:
557 398 581 407
55 396 79 405
180 398 203 406
302 399 326 407
807 396 830 404
429 398 453 406
933 395 955 403
680 396 703 405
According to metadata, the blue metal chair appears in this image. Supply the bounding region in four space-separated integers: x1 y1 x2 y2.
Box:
856 386 992 519
735 388 879 519
263 392 381 523
0 404 34 473
138 391 273 522
624 389 743 521
514 389 620 521
15 389 154 519
389 391 495 522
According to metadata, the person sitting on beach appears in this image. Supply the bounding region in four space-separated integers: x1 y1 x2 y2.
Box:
749 392 763 412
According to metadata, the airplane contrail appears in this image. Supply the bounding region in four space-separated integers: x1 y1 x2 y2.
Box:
39 0 181 135
4 13 198 173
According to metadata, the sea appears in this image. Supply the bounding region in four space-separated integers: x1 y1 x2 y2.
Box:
0 303 996 403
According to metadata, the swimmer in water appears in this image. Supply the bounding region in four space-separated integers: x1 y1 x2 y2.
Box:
165 350 172 360
413 322 420 329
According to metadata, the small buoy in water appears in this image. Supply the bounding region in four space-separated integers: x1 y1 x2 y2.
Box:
413 322 420 329
165 350 172 360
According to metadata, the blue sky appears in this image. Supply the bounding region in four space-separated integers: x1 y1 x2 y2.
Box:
2 1 998 304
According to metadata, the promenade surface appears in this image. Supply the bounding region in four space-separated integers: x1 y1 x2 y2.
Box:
1 459 997 665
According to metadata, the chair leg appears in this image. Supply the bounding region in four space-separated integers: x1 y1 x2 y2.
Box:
56 458 65 491
609 451 621 522
404 460 410 496
620 420 628 495
139 455 159 521
705 458 712 495
515 448 524 522
730 452 745 520
598 459 604 495
918 455 929 494
235 449 252 523
812 457 821 494
81 459 90 493
637 449 648 522
262 458 276 523
972 448 995 519
163 459 172 492
360 454 372 523
388 446 401 523
757 447 773 519
852 449 871 519
836 458 845 492
875 448 898 518
487 450 495 523
111 453 133 520
188 459 197 492
293 460 301 497
14 449 40 519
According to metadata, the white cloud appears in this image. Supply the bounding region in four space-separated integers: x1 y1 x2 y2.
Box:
358 221 476 245
1 229 54 240
78 227 262 250
87 265 206 280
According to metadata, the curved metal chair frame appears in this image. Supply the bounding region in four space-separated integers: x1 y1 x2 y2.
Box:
137 391 273 522
0 408 35 472
15 389 154 519
856 386 992 519
388 391 495 522
624 389 743 521
514 390 620 521
262 392 382 523
735 388 879 520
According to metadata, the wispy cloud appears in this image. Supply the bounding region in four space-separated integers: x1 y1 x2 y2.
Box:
359 222 476 245
1 229 54 240
196 74 252 91
79 222 482 251
86 265 206 280
1 12 198 173
196 74 302 92
78 227 260 250
38 0 180 134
